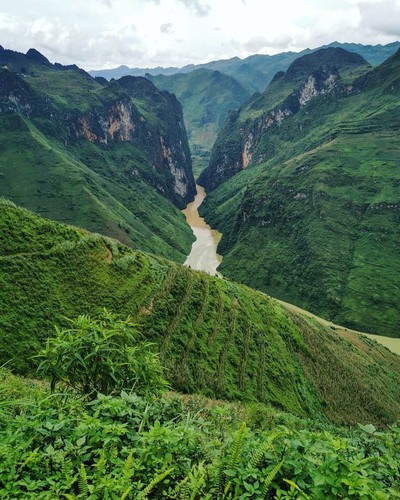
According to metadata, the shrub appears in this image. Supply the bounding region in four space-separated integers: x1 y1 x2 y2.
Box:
36 309 168 398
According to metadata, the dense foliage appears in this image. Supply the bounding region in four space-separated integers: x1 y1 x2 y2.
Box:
1 367 400 499
37 310 168 398
2 201 400 425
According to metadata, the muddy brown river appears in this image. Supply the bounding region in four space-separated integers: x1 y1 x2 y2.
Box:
182 184 222 275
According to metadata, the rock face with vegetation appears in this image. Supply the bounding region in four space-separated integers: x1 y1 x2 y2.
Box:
2 199 400 426
148 69 251 176
0 47 196 262
199 47 400 337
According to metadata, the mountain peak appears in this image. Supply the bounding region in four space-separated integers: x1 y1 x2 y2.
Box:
25 48 51 65
284 47 368 83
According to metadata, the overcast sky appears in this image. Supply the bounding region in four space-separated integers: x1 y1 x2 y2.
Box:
0 0 399 70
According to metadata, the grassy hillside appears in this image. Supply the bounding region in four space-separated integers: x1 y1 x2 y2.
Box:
2 200 400 426
200 48 400 337
0 48 196 262
148 69 251 176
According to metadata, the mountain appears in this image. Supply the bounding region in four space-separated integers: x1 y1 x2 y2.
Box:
147 69 252 176
198 47 400 337
90 42 399 179
2 199 400 425
0 46 196 262
90 41 400 93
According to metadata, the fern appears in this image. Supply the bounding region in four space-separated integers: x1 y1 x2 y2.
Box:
78 463 89 497
123 450 134 480
283 479 310 499
120 486 133 500
248 430 287 469
218 423 247 498
174 462 206 500
228 422 247 471
137 467 174 499
260 458 284 498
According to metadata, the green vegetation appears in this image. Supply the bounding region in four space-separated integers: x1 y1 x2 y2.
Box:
200 48 400 336
1 358 400 498
148 69 251 176
0 49 196 262
2 200 400 426
37 310 168 398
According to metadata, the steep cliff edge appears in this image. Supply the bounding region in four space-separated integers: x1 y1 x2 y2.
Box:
0 47 196 260
199 48 369 191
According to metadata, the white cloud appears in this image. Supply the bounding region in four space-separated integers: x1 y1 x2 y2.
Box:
160 22 174 34
357 0 400 37
0 0 398 69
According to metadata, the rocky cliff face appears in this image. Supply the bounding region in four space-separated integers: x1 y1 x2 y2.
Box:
0 50 195 206
0 47 196 263
199 48 368 192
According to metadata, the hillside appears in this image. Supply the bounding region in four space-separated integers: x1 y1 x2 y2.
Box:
148 69 251 175
2 199 400 426
0 47 196 262
199 47 400 337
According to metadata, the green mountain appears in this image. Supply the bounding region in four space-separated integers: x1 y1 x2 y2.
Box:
147 69 251 176
90 43 398 179
0 47 196 262
199 47 400 337
2 199 400 425
90 41 400 93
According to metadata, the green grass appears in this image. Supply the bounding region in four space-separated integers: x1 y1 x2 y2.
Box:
200 48 400 337
1 201 400 425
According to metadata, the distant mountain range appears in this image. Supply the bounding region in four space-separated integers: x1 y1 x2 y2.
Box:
90 41 400 93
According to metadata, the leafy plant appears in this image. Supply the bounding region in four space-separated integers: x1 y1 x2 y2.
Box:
36 309 168 398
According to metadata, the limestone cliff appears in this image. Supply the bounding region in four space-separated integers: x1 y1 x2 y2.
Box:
199 48 368 191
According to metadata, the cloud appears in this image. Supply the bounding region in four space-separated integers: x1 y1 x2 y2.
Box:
357 0 400 37
177 0 210 16
160 22 174 34
244 34 293 52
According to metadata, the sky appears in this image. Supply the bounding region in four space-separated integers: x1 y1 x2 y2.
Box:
0 0 399 70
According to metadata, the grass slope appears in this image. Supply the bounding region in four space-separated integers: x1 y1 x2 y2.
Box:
1 200 400 425
200 49 400 337
0 114 193 261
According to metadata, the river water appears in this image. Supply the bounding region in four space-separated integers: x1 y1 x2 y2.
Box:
182 187 400 356
182 184 222 275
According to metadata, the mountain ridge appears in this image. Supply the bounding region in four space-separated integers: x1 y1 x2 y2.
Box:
0 46 196 262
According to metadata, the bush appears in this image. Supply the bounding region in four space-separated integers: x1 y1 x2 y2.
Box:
36 309 168 398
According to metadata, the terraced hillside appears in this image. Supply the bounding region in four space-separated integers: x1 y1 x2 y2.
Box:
0 47 195 262
200 48 400 337
2 199 400 425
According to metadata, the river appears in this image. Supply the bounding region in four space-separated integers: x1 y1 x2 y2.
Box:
182 184 222 275
182 188 400 356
